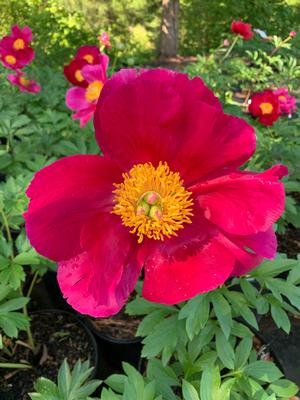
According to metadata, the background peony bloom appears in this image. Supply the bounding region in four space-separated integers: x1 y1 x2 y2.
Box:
0 25 34 70
7 71 41 93
231 20 254 40
64 51 108 87
289 31 296 38
273 88 297 115
25 69 287 318
75 45 102 65
98 32 111 48
248 89 281 126
66 60 109 127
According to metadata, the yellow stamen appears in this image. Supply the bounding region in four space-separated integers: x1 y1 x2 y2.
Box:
278 95 286 102
85 80 103 102
19 76 30 87
259 102 273 115
83 54 94 64
4 55 16 65
13 38 25 50
75 69 84 82
112 162 194 243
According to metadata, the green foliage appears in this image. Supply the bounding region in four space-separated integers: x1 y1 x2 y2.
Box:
0 283 29 339
29 359 101 400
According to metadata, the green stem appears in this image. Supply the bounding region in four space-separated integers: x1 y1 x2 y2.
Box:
26 270 39 298
223 36 239 60
0 362 32 369
0 210 13 246
19 285 35 351
270 36 292 57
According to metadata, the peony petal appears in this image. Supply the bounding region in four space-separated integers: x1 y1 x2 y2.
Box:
25 155 122 261
142 237 234 304
58 214 143 317
175 102 256 184
66 87 88 111
194 171 286 235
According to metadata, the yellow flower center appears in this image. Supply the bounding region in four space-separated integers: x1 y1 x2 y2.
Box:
112 162 194 243
278 95 286 102
19 76 30 87
259 102 273 115
83 54 94 64
85 80 103 102
4 55 16 65
75 69 84 82
13 38 25 50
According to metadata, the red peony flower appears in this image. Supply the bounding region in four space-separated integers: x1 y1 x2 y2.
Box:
0 25 34 70
273 87 297 115
66 61 108 127
64 45 105 87
7 71 41 93
231 20 254 40
248 89 281 126
98 32 111 48
25 69 287 317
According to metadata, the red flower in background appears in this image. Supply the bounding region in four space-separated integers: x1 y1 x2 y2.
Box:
66 61 109 127
273 87 297 115
248 90 281 126
25 69 287 317
98 32 111 48
7 70 41 93
0 25 34 70
231 20 254 40
64 45 103 86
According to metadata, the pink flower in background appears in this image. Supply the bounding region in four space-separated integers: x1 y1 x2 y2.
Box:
7 71 41 93
0 25 34 70
231 20 254 40
75 45 102 65
289 31 296 38
223 39 230 47
25 69 287 317
98 32 111 48
273 87 297 115
66 60 109 127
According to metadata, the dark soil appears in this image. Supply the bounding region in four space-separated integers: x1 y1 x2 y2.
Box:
89 306 142 340
278 192 300 259
0 311 96 399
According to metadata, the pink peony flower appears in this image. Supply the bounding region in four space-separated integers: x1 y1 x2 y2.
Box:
25 69 287 317
66 60 109 127
0 25 34 70
7 71 41 93
231 20 254 40
273 87 297 115
289 31 296 38
98 32 111 48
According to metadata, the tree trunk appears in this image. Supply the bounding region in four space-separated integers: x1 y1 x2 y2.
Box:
159 0 179 58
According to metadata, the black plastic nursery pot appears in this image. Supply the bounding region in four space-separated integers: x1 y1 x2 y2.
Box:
258 314 300 389
43 270 75 312
85 316 143 378
0 309 99 400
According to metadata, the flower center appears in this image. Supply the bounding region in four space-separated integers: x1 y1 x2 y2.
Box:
75 69 84 82
13 38 25 50
19 76 30 87
4 55 16 65
278 95 286 102
259 102 273 115
85 80 103 102
112 162 194 243
83 54 94 64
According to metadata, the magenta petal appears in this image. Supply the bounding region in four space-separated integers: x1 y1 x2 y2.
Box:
195 172 285 235
175 103 256 183
25 155 122 261
142 238 234 304
57 214 142 317
66 87 88 111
